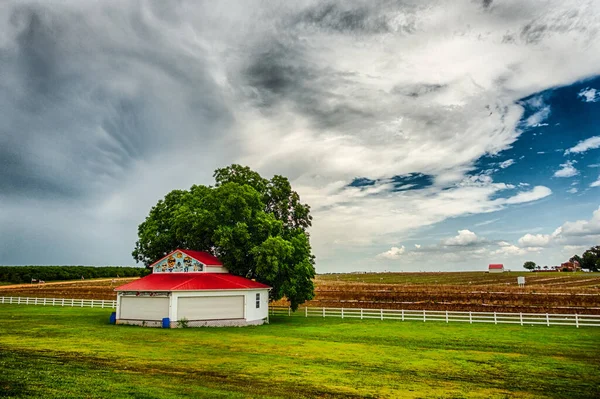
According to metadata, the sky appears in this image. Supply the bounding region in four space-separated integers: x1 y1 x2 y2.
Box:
1 0 599 272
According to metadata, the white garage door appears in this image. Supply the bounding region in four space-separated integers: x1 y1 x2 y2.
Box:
177 296 244 320
120 296 169 321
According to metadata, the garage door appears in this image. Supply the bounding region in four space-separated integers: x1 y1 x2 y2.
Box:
177 296 244 320
120 296 169 321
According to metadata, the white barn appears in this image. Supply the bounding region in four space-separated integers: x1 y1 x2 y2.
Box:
115 249 271 327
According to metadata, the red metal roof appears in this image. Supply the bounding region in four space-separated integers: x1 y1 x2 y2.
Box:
488 264 504 269
115 273 270 291
149 249 223 268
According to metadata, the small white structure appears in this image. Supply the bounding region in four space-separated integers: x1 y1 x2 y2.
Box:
517 276 525 287
115 249 270 327
488 264 504 273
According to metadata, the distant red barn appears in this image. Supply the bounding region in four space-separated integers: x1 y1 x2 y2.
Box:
488 264 504 273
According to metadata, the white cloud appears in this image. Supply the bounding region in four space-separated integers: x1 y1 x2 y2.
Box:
518 233 552 247
414 244 421 249
567 187 578 194
499 159 515 169
578 87 600 102
554 207 600 237
565 136 600 155
553 161 578 178
377 246 405 260
443 229 480 246
591 176 600 188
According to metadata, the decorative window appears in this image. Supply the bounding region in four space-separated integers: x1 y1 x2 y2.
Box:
255 293 260 309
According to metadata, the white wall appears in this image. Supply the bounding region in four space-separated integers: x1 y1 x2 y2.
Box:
171 289 269 322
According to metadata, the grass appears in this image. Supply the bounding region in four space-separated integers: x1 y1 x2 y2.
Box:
1 306 599 398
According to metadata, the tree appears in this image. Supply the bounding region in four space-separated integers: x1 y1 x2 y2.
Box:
132 164 315 310
523 261 536 271
581 246 600 272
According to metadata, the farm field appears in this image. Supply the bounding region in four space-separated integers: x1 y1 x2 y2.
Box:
1 271 600 314
1 305 599 398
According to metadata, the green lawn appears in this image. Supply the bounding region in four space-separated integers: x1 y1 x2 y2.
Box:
1 306 599 398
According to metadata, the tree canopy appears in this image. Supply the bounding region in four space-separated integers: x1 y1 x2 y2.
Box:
132 164 315 310
523 261 536 271
580 246 600 272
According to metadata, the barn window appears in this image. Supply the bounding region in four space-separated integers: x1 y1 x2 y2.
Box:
255 293 260 308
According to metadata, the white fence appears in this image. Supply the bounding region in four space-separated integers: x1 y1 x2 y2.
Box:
269 306 600 328
0 296 116 309
3 297 599 328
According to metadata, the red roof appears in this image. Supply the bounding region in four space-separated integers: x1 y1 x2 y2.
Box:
150 249 223 268
115 273 270 291
488 264 504 269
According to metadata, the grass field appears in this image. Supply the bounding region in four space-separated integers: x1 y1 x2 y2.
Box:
1 305 599 398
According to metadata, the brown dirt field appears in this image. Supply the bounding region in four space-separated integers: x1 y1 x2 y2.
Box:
2 273 599 314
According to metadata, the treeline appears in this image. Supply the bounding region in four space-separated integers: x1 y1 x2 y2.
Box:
0 266 150 284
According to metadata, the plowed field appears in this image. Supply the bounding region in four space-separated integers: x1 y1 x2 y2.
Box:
2 271 599 314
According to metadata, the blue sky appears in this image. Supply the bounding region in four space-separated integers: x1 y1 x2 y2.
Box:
0 0 599 272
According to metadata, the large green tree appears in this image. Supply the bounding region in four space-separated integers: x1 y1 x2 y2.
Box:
580 246 600 272
132 165 315 310
523 261 536 271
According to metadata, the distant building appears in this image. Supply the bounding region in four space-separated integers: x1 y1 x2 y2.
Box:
488 264 504 273
560 260 581 272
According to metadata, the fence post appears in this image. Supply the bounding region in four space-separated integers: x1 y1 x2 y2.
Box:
34 298 37 305
494 312 497 325
446 311 449 323
81 299 84 308
401 309 404 321
575 314 579 328
71 298 74 307
423 310 426 323
288 306 291 316
91 300 94 308
62 298 65 306
469 311 472 324
43 298 46 306
341 308 344 319
520 312 523 326
322 307 325 318
101 300 104 309
10 297 13 304
360 308 363 320
380 309 383 321
305 307 308 317
18 297 21 305
546 313 550 327
52 298 55 306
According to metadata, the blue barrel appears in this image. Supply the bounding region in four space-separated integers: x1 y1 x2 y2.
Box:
162 317 170 328
109 312 116 325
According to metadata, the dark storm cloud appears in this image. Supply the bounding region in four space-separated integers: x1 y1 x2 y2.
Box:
292 2 411 35
243 39 372 129
391 83 446 98
0 2 233 201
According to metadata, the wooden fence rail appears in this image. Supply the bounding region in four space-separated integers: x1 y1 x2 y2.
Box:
0 296 117 309
269 306 600 328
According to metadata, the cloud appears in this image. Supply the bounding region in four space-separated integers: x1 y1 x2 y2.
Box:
0 0 599 269
567 187 578 193
443 230 481 246
377 246 405 260
554 207 600 237
518 233 552 247
591 176 600 188
565 136 600 155
578 87 600 102
499 159 515 169
553 161 578 177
